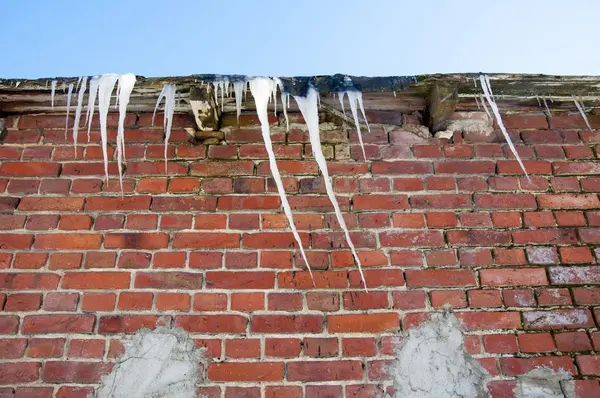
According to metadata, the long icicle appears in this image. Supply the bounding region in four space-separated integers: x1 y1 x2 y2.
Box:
479 74 529 179
295 86 368 291
97 74 120 182
116 74 137 191
50 80 57 108
153 84 176 173
86 76 100 142
346 91 367 160
233 80 245 123
64 83 74 139
573 97 593 131
72 77 88 156
249 77 313 282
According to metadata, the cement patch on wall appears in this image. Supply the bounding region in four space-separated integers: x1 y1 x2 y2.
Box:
390 312 488 398
91 327 202 398
514 367 574 398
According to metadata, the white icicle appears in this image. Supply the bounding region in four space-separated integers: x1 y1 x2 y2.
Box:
338 91 346 116
294 87 368 291
116 74 137 191
474 95 480 109
85 76 100 142
76 76 82 91
72 77 88 156
346 90 369 160
573 97 593 131
233 80 246 123
542 96 551 117
64 83 74 139
480 94 491 119
98 73 120 182
51 80 57 108
153 83 176 173
536 96 541 107
479 74 529 179
281 92 289 131
249 77 313 281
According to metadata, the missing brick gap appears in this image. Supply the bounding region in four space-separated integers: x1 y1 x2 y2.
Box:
90 327 204 398
514 367 575 398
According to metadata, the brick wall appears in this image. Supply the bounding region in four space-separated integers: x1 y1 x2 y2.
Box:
0 109 599 398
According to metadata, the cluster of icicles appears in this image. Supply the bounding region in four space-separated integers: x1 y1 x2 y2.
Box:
55 74 176 191
55 73 593 289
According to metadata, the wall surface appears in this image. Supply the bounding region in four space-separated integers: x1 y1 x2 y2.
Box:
0 108 599 398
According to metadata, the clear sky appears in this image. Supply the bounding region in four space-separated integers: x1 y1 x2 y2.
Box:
3 0 599 79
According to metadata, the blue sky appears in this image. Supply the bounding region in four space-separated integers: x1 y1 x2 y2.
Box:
3 0 599 78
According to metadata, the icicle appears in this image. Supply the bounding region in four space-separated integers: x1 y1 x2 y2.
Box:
50 80 57 108
97 73 120 182
116 74 136 191
474 96 481 109
153 83 176 173
393 90 396 97
294 86 368 291
346 90 370 160
281 92 289 131
573 97 593 131
233 80 245 123
72 77 88 156
249 77 313 281
480 94 491 119
212 81 220 108
338 92 346 116
473 77 477 88
479 74 529 179
85 76 100 142
542 96 551 117
114 81 121 109
273 78 281 117
64 83 74 139
76 76 82 91
536 96 541 107
15 81 21 88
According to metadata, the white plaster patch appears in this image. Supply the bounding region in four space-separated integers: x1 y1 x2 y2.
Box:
390 312 488 398
514 367 574 398
91 327 202 398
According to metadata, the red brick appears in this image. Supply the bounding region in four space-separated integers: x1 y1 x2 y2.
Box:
22 315 95 334
392 291 427 310
13 253 47 269
264 338 301 358
328 313 399 333
0 272 60 290
175 315 247 333
99 315 171 334
156 293 190 311
518 332 555 352
287 361 362 381
304 337 338 357
481 268 548 286
468 290 502 307
193 293 227 311
407 269 476 287
173 232 239 248
42 361 112 383
104 233 168 249
555 331 592 352
523 309 594 329
456 311 521 330
62 272 130 289
225 339 260 359
307 292 340 311
207 271 274 289
0 363 41 384
0 234 34 249
118 292 153 310
430 290 467 308
512 229 577 245
483 334 518 354
411 194 472 209
4 293 42 311
135 272 202 289
44 292 79 311
67 339 105 358
252 315 322 333
34 233 101 250
81 293 115 311
0 162 60 177
577 355 600 376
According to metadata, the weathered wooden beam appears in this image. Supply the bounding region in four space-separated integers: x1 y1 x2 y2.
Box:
426 83 458 133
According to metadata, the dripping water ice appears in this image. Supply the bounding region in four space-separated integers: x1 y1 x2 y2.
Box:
64 83 74 139
294 86 368 290
249 77 313 281
342 90 370 160
233 80 246 123
97 73 120 182
479 74 529 179
542 96 551 117
153 83 176 173
50 80 57 108
573 97 593 131
281 92 290 131
72 77 88 155
86 76 100 142
115 73 137 190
